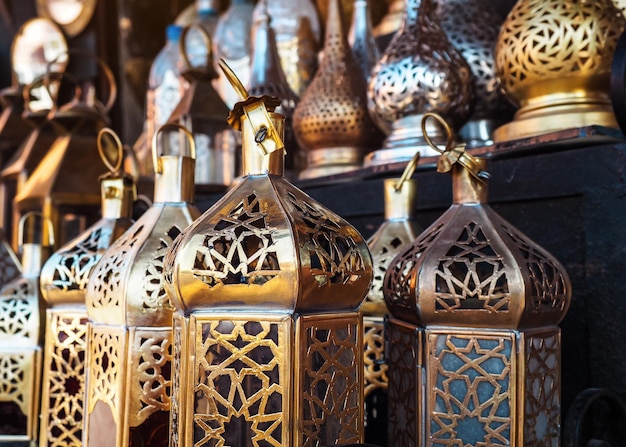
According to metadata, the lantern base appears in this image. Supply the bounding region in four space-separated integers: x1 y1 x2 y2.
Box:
363 114 450 166
298 146 365 179
493 99 619 143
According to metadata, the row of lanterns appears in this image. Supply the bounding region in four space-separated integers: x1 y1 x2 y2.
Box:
0 52 572 446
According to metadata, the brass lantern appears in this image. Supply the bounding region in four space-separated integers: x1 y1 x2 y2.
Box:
293 0 383 179
83 123 200 446
0 227 20 287
362 156 420 444
0 212 53 442
163 63 373 447
494 0 626 142
167 25 238 188
365 0 475 166
14 54 118 251
383 113 572 447
38 129 136 447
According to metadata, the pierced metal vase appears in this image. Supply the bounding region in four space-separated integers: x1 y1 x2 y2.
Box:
383 115 572 446
363 174 420 445
38 131 136 447
83 125 200 446
163 65 373 446
437 0 512 147
365 0 475 166
0 212 53 443
293 0 383 179
494 0 626 142
349 0 381 82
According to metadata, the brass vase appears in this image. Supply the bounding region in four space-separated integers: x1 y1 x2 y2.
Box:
293 0 383 179
494 0 626 141
365 0 475 166
383 114 572 447
163 63 373 446
83 125 200 446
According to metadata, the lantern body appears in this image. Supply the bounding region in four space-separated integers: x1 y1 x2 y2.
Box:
0 228 20 286
38 174 135 447
84 153 200 447
384 162 571 447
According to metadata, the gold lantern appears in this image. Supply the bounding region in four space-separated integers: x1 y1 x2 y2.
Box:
494 0 626 142
0 212 53 443
293 0 383 179
365 0 475 166
383 113 572 447
14 54 117 251
167 25 238 188
38 129 136 447
83 123 200 446
0 227 20 287
362 155 420 444
163 62 373 447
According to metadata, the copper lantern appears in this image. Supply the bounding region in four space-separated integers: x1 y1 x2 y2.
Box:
384 114 572 447
38 129 136 446
163 63 373 447
83 124 200 446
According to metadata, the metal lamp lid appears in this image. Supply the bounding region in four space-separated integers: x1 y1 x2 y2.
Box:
383 113 572 330
164 62 373 314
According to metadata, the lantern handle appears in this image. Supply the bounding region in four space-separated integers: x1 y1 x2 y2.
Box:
17 211 54 248
151 123 196 174
395 151 420 192
218 58 249 101
22 71 82 113
421 112 491 183
97 127 124 174
179 24 214 71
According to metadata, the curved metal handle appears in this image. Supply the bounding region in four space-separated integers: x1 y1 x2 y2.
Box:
18 211 54 248
395 151 420 192
151 123 196 174
97 127 124 174
179 24 213 70
218 58 249 101
23 71 82 112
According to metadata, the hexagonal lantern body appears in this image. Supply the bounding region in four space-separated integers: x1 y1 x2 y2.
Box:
0 213 52 443
0 228 20 287
384 159 572 447
83 131 200 447
362 177 419 443
38 164 135 446
164 95 373 446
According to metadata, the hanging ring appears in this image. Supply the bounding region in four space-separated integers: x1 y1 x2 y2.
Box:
180 24 213 70
97 127 124 174
421 111 456 155
18 211 54 248
151 123 196 174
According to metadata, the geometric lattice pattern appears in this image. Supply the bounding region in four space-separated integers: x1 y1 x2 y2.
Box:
524 331 560 446
194 320 284 447
501 224 569 313
88 330 122 424
88 225 145 309
387 321 421 447
435 222 510 313
368 0 473 128
49 227 112 293
133 331 172 424
496 0 625 98
384 223 445 316
0 352 30 415
193 193 281 287
363 318 387 397
429 333 512 447
169 321 183 447
42 313 88 446
0 242 20 286
283 190 368 288
301 320 360 447
143 225 181 311
0 279 38 341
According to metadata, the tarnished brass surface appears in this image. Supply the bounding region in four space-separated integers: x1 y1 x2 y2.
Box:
0 213 52 442
366 0 474 164
494 0 626 141
37 130 135 447
164 63 371 446
437 0 511 147
383 114 572 446
294 0 383 178
84 124 200 446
